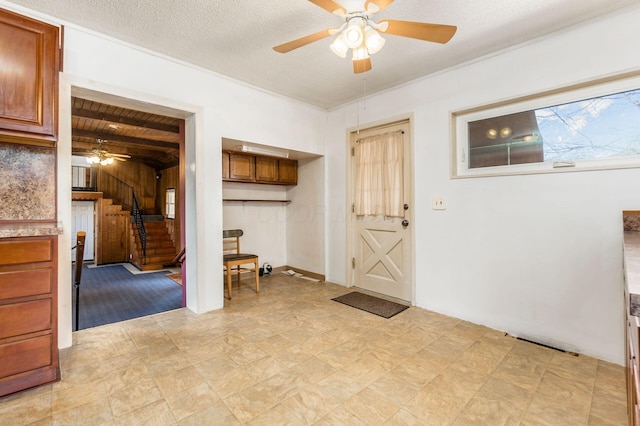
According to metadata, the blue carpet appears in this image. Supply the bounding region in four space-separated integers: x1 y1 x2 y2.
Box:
72 264 182 330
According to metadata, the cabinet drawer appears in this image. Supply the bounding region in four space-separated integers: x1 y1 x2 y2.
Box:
0 299 51 339
0 269 52 300
0 334 51 378
0 239 53 266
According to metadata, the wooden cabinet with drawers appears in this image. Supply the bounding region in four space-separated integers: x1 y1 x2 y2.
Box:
223 151 297 185
0 236 59 397
0 8 60 145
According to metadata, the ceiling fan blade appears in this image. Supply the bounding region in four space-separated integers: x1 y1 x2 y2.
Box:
378 20 457 44
107 153 131 158
365 0 394 13
308 0 346 16
353 57 372 74
112 157 127 162
273 28 337 53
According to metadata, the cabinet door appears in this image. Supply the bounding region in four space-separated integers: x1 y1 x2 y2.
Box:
255 156 279 183
279 159 298 185
229 154 255 181
222 152 230 180
0 8 59 144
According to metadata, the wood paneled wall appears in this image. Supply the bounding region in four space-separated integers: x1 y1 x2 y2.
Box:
156 166 181 250
99 161 157 213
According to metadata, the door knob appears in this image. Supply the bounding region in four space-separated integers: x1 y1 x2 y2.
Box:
402 219 409 227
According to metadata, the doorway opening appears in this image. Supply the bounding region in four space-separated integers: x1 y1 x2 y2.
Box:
69 94 187 330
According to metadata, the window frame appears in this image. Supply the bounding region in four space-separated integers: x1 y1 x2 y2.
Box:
165 188 176 219
451 71 640 178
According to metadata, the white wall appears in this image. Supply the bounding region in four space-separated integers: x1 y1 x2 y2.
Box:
222 182 288 268
287 157 325 275
326 6 640 364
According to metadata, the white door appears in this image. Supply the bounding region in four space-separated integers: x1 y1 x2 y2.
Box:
351 121 412 301
72 201 95 261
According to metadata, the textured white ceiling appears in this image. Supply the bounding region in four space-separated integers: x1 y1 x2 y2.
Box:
6 0 639 109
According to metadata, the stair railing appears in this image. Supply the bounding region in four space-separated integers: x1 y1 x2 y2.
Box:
98 169 147 264
131 192 147 264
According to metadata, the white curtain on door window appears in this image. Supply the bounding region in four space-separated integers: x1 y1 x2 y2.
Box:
355 130 404 217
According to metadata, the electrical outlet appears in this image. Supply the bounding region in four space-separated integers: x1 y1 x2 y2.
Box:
432 196 446 210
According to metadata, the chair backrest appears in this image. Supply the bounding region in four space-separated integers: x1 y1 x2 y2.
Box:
223 229 243 255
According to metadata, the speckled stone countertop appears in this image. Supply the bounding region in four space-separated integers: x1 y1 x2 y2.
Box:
0 223 63 239
624 211 640 316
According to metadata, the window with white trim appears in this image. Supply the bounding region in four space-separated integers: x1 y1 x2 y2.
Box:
452 74 640 177
165 188 175 219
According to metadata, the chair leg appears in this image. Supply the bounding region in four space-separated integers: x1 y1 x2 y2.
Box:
226 268 232 300
254 259 260 294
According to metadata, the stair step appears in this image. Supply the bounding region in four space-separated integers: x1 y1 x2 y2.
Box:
134 235 175 248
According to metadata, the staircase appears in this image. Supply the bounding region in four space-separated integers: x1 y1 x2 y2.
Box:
130 217 178 271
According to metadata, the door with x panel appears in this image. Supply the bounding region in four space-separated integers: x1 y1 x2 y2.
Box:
351 121 412 302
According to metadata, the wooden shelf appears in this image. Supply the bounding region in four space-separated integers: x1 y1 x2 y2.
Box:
223 199 291 204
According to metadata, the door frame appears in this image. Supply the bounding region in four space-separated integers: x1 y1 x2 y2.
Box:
346 114 416 305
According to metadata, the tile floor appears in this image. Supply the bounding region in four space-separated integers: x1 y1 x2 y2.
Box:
0 274 628 425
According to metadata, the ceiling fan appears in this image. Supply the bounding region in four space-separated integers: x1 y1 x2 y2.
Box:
85 139 131 166
273 0 457 73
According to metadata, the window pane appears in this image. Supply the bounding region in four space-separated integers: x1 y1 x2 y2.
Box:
165 188 175 219
468 88 640 168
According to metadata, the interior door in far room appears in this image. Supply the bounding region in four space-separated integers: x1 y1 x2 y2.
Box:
72 201 95 260
351 121 412 302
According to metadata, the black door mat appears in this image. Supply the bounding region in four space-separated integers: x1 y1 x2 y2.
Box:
332 291 409 319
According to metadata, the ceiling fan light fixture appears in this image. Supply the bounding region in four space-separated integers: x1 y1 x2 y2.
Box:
101 157 114 166
86 155 100 164
364 26 385 55
344 18 365 48
330 32 348 58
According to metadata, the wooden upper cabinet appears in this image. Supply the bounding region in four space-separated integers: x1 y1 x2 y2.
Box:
255 156 279 183
222 152 229 180
223 151 297 185
279 159 298 185
228 153 255 181
0 8 59 145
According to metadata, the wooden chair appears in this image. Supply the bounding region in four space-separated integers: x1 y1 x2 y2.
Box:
223 229 259 299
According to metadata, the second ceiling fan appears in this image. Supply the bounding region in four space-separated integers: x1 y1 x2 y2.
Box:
273 0 457 73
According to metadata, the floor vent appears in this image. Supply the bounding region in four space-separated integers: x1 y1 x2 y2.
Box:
515 336 579 357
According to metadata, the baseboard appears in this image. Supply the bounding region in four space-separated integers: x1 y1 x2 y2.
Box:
284 266 325 282
226 266 325 282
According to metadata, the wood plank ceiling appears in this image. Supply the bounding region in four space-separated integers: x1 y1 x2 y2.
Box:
71 97 181 171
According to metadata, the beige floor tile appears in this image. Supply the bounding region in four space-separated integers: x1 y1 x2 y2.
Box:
344 387 400 424
108 378 164 418
589 392 627 425
154 365 205 398
288 356 337 384
453 396 523 426
314 405 369 426
404 385 467 424
114 399 176 426
475 377 534 411
315 371 369 403
165 382 219 421
385 408 423 425
522 392 589 425
537 371 593 414
52 379 108 414
0 391 52 425
178 400 239 426
51 397 113 426
370 372 423 406
492 352 549 392
391 360 439 388
103 362 154 395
